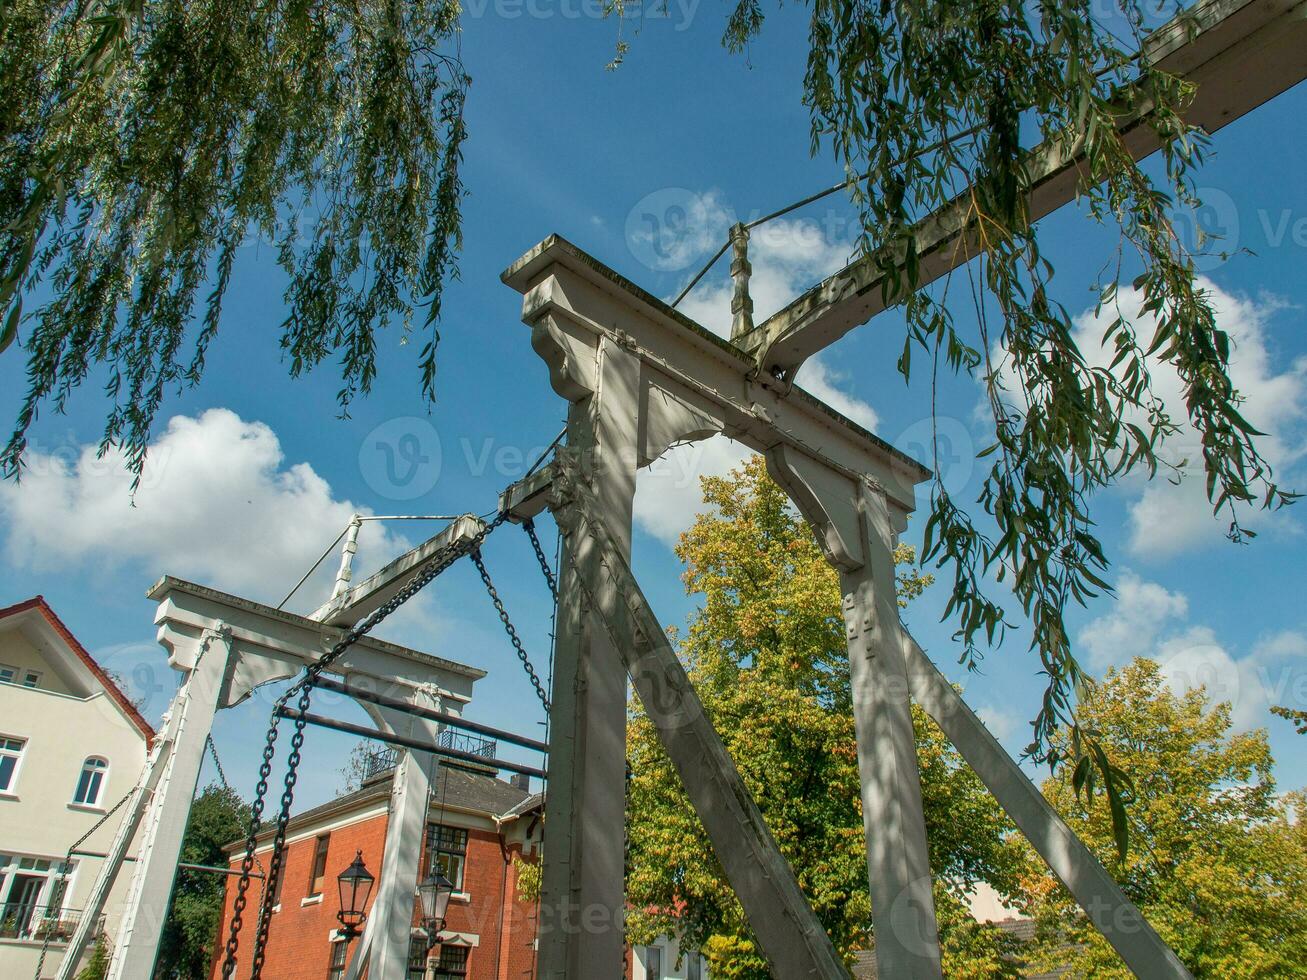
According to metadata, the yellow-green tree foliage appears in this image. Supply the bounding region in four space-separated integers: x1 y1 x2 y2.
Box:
1023 659 1307 978
625 456 1026 975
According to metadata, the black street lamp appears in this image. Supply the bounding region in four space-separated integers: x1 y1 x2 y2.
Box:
336 850 375 941
416 869 455 951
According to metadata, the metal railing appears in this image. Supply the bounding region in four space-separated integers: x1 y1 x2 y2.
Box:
360 729 499 782
438 728 496 760
0 903 103 943
362 746 400 781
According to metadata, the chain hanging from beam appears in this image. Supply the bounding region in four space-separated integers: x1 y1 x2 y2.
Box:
471 548 551 713
31 787 138 979
522 518 558 599
220 514 505 980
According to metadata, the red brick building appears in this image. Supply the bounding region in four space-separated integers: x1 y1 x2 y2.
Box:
209 752 543 980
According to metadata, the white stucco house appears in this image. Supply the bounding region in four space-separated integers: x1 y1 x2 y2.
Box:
0 596 153 978
632 937 709 980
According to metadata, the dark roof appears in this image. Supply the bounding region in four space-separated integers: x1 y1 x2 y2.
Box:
0 595 155 748
428 764 535 815
229 763 540 852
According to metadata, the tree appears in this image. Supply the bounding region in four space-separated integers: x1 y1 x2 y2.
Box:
154 784 252 979
1271 705 1307 735
625 457 1027 976
4 0 1292 819
337 739 379 795
1020 659 1307 978
1 1 467 479
75 934 111 980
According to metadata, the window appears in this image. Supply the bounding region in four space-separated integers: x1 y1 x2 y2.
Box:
0 737 25 793
0 664 15 684
687 951 702 980
0 854 77 940
433 945 467 980
308 834 330 896
425 824 468 891
269 846 287 908
73 758 108 807
644 945 662 979
46 870 70 913
326 939 347 980
408 936 431 979
21 670 40 689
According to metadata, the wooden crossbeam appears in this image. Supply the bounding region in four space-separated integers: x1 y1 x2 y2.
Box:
309 514 485 626
734 0 1307 377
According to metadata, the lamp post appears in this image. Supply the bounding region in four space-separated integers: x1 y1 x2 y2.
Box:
336 850 375 942
416 869 455 954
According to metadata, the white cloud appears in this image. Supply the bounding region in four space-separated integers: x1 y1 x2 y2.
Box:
1078 571 1307 730
1069 278 1307 558
627 189 736 278
629 199 877 549
975 703 1019 742
676 213 851 337
0 409 413 612
1078 570 1188 668
797 358 879 432
635 435 751 548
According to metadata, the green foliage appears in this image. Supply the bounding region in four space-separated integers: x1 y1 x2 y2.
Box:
0 0 467 482
1021 659 1307 978
75 933 111 980
1271 704 1307 734
625 458 1026 975
154 783 252 979
512 852 542 903
936 889 1024 979
718 0 1295 806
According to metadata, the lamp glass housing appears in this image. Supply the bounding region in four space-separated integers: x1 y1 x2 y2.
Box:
417 869 455 929
336 850 375 931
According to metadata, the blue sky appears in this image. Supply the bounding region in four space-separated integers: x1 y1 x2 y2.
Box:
2 6 1306 815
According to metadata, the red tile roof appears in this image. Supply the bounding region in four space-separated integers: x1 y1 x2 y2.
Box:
0 595 155 748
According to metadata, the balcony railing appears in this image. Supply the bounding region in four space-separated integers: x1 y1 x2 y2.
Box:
362 746 400 781
0 903 103 943
438 728 496 760
360 730 498 782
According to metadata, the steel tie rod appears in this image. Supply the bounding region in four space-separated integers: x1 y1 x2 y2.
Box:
309 674 549 754
275 707 548 782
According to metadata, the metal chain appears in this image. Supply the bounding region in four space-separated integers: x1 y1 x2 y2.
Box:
522 518 558 599
205 734 269 901
206 734 230 790
32 787 137 979
471 549 551 714
221 515 505 979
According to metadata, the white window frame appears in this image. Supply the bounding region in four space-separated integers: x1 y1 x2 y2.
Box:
21 669 41 688
0 663 17 684
71 757 109 809
0 853 78 937
0 736 26 796
644 944 663 980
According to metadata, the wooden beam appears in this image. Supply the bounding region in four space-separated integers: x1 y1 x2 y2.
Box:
735 0 1307 376
309 514 485 626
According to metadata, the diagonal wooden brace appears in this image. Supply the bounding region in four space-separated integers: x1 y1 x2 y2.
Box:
900 633 1194 979
554 479 849 979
